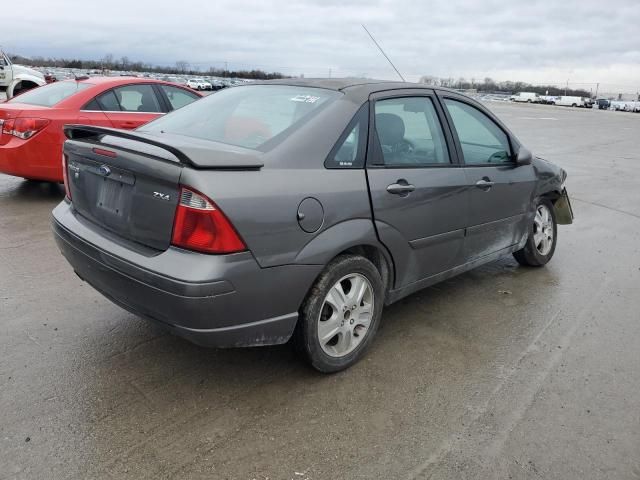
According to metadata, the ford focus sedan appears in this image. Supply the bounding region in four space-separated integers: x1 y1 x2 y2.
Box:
52 79 573 372
0 77 201 182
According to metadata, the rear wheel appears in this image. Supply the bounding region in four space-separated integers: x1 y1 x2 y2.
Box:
513 199 557 267
294 255 384 372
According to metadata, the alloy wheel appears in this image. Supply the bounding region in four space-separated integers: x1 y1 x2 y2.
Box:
317 273 374 358
533 204 554 255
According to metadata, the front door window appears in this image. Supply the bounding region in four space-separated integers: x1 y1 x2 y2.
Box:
443 98 511 165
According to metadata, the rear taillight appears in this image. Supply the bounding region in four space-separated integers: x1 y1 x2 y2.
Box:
62 153 71 200
171 187 246 254
2 118 50 139
1 119 12 135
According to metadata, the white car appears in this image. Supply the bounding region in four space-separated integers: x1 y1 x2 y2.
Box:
611 101 640 112
0 49 46 99
186 78 212 91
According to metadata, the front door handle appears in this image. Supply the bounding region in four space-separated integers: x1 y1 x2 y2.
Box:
387 180 416 196
475 178 495 190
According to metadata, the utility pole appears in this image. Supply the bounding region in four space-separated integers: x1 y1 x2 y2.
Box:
565 78 569 96
328 68 332 78
594 82 599 99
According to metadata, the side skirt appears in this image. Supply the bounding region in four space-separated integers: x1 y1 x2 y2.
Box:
386 243 522 304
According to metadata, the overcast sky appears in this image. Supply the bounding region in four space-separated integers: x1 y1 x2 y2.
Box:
3 0 640 92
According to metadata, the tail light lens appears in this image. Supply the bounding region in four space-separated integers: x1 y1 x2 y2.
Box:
62 153 71 200
1 119 12 135
171 187 246 254
2 118 50 139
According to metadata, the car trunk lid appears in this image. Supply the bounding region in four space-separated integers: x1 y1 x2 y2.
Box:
65 139 182 251
63 125 263 251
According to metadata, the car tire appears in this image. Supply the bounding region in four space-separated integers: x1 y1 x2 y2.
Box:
294 254 385 373
513 198 557 267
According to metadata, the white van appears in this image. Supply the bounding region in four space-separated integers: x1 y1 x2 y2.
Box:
511 92 540 103
556 96 588 107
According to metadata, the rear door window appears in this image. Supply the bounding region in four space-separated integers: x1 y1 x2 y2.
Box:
160 85 200 110
113 84 162 113
374 96 450 166
95 91 121 111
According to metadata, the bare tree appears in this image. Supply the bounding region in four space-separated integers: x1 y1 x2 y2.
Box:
101 53 114 70
175 60 189 73
419 75 439 86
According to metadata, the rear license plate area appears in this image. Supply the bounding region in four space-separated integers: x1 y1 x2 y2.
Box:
96 176 129 215
74 158 136 221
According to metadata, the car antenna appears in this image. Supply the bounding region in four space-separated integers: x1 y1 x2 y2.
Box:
361 24 405 82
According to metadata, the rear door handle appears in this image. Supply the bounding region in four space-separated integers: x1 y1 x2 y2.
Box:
475 179 495 190
387 180 416 196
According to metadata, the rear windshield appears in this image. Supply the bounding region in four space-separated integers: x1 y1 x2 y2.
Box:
8 81 92 107
140 85 340 150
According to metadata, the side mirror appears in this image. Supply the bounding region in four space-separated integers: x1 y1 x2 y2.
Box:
515 147 533 166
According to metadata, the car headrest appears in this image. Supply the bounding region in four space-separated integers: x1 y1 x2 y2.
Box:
375 113 405 146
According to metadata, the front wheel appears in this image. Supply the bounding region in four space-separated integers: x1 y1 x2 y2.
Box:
513 199 557 267
294 255 385 372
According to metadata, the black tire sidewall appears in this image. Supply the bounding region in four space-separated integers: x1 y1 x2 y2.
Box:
296 255 385 373
518 198 557 266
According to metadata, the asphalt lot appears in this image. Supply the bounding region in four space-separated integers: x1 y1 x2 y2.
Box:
1 102 639 479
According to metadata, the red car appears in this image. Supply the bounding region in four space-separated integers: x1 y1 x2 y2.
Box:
0 77 202 182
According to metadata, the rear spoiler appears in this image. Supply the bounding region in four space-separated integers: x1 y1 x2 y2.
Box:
64 124 193 165
63 125 265 170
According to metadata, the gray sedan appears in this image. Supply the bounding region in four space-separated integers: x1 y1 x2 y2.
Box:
52 79 573 372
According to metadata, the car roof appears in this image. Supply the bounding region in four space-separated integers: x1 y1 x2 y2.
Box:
252 77 458 94
71 76 175 86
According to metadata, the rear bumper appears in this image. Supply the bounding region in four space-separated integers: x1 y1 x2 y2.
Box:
52 202 323 347
0 135 61 181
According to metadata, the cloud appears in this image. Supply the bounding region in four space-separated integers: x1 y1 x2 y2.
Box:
3 0 639 92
